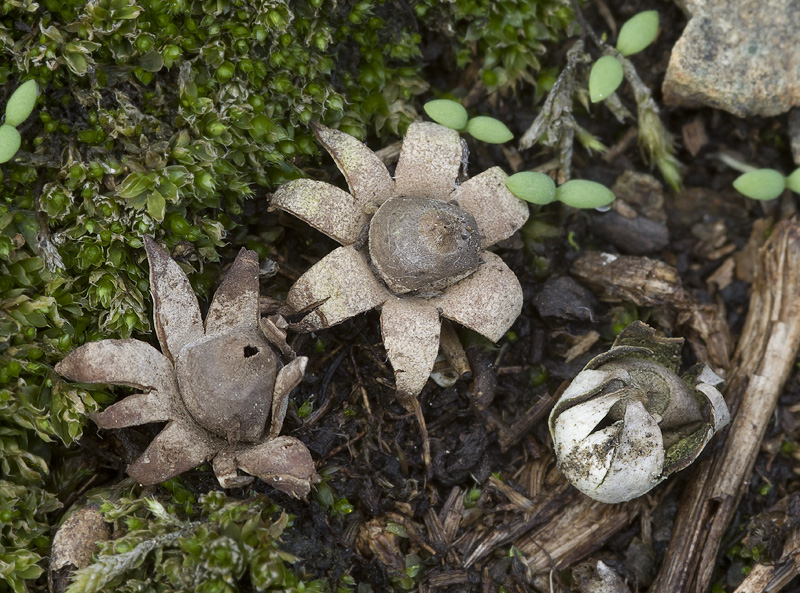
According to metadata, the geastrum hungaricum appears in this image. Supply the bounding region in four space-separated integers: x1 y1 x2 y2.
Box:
56 237 318 498
271 121 529 408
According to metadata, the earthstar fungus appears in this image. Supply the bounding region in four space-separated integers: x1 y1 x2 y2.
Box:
271 121 529 407
56 237 318 498
549 321 730 503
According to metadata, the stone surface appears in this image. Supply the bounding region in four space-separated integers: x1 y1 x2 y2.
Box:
663 0 800 117
533 276 597 322
790 109 800 165
590 211 669 255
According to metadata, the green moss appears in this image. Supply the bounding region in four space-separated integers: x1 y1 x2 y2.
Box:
67 488 323 593
414 0 576 93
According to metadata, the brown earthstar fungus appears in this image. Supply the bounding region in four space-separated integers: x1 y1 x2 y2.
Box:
56 237 318 498
549 322 730 503
271 121 529 412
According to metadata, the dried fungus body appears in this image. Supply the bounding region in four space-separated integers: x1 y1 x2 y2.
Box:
56 237 318 498
549 322 729 503
271 121 529 406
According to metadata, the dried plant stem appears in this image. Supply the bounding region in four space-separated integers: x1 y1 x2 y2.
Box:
651 219 800 593
518 40 591 180
439 320 471 380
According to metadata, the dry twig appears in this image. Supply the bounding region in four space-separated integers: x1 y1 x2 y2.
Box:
651 219 800 593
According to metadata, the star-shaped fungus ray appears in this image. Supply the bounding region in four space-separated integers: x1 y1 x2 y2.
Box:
127 420 222 486
286 245 388 331
270 120 529 407
380 296 441 404
453 167 530 248
145 236 203 362
55 335 222 486
55 339 177 428
432 251 523 343
394 121 465 198
311 122 395 205
204 247 260 333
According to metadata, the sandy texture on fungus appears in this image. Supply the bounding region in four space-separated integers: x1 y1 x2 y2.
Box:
453 167 530 247
56 338 175 394
127 420 222 485
433 251 523 342
205 248 260 334
271 179 369 245
395 121 464 199
313 123 395 205
287 245 389 330
50 506 111 573
380 296 441 403
235 435 318 499
145 236 203 362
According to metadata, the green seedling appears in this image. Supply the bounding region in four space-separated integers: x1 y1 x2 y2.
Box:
588 11 660 103
423 99 615 207
733 167 800 201
505 171 556 205
506 172 615 209
589 55 624 103
555 179 615 209
0 79 38 163
465 115 513 144
0 125 21 163
733 169 786 201
616 10 660 56
423 99 513 144
786 168 800 194
423 99 468 131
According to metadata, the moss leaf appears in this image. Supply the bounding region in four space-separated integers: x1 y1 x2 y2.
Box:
465 116 513 144
146 191 166 221
616 11 660 57
555 179 615 208
733 169 786 201
0 124 21 163
505 171 556 204
589 56 624 103
4 80 38 127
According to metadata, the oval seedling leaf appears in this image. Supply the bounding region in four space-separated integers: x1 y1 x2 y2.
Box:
465 116 513 144
786 167 800 194
616 11 660 57
505 171 556 204
555 179 615 209
423 99 468 131
589 56 623 103
733 169 785 201
4 80 38 127
0 124 21 163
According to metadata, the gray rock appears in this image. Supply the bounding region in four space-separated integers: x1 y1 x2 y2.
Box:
611 171 667 224
663 0 800 117
590 210 669 255
533 276 597 322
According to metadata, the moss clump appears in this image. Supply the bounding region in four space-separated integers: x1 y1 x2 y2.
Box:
414 0 576 93
67 488 322 593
